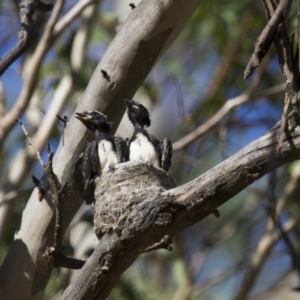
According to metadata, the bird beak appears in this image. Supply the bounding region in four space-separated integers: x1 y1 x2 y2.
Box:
124 99 133 107
75 112 93 122
124 99 139 111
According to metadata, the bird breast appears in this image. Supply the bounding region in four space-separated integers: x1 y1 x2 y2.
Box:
130 133 160 168
98 140 118 172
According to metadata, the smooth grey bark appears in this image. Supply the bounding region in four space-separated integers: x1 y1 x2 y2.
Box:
0 1 201 299
62 121 300 299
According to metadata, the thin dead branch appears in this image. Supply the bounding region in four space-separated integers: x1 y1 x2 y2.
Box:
144 235 173 252
17 120 85 269
16 119 44 166
278 91 291 150
244 0 292 79
266 0 300 149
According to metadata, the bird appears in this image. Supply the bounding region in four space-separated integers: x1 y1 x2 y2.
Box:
75 110 128 204
124 99 172 172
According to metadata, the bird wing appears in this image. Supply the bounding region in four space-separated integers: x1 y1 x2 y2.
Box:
83 140 100 204
72 152 85 197
161 137 173 172
114 137 129 163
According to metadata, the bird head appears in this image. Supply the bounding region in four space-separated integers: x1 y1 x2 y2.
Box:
124 99 151 128
75 110 111 133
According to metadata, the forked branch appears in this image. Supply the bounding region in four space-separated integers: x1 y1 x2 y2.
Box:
17 119 85 269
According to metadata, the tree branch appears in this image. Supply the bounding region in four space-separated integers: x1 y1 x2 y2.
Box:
63 120 300 299
173 55 277 151
0 1 202 299
0 0 65 147
173 83 283 151
0 0 97 243
0 74 73 243
53 0 97 38
17 121 85 269
173 93 250 151
0 0 54 76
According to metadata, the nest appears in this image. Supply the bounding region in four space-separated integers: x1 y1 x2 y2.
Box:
93 161 177 239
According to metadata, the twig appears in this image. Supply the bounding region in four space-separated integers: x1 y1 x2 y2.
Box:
268 0 300 149
143 235 173 252
262 0 275 19
278 88 291 150
274 24 294 83
17 119 85 269
44 144 63 249
43 144 84 269
16 119 44 166
244 0 292 79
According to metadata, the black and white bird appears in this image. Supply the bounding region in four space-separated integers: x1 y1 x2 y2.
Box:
124 99 172 172
75 110 128 204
